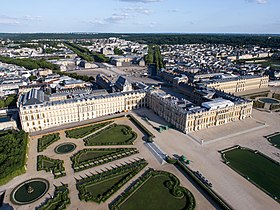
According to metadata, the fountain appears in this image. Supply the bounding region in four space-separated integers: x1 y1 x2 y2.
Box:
55 142 76 154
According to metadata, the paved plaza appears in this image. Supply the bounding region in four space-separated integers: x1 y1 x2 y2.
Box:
132 108 280 210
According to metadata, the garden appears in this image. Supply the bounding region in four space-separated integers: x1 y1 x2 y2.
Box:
37 133 60 152
0 130 28 185
76 159 147 203
37 184 70 210
221 146 280 202
65 121 112 139
84 124 137 146
37 155 66 178
71 148 139 172
110 168 196 210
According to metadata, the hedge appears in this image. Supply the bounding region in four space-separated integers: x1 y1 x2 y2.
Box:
109 168 196 210
37 133 60 152
71 148 139 172
76 159 148 203
36 184 70 210
37 155 66 178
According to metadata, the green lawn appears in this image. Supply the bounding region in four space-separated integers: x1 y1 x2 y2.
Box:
85 173 130 197
120 175 190 210
42 159 55 169
268 134 280 149
223 148 280 200
78 150 117 162
84 124 137 145
37 133 60 152
65 121 112 139
37 155 65 178
76 159 148 203
71 148 138 171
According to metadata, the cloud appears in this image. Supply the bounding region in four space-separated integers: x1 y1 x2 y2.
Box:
122 6 152 15
0 15 42 25
246 0 268 4
168 9 180 13
104 13 129 23
119 0 161 3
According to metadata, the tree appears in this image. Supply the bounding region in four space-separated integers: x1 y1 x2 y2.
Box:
29 75 37 81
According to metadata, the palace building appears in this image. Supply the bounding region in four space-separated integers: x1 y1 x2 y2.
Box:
18 89 147 132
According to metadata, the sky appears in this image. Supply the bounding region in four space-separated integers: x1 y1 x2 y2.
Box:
0 0 279 34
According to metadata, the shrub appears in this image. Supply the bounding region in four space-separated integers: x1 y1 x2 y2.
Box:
37 133 60 152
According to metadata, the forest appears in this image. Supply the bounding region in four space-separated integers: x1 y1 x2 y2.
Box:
1 33 279 48
0 130 28 185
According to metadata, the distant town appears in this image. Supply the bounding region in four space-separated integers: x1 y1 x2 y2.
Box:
0 34 279 210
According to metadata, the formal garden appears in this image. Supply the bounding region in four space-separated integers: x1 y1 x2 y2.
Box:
76 159 148 203
84 124 137 146
71 148 139 172
265 132 280 149
36 184 70 210
65 121 112 139
37 155 66 178
221 146 280 202
0 130 28 186
37 133 60 152
110 168 196 210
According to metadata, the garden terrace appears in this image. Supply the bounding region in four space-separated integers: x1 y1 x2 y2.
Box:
71 148 139 172
84 124 137 146
37 184 70 210
110 168 196 210
76 159 147 203
127 114 155 142
221 146 280 202
0 130 28 186
37 133 60 152
37 155 66 179
65 121 112 139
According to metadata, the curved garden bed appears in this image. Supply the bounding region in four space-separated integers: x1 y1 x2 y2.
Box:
110 169 196 210
84 124 137 146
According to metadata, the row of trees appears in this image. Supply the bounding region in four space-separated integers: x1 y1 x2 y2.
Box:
0 56 59 70
0 94 17 108
65 42 110 63
145 45 164 70
64 42 93 62
55 71 95 82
